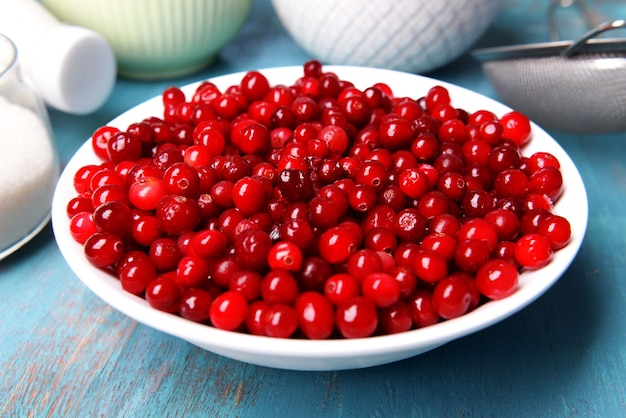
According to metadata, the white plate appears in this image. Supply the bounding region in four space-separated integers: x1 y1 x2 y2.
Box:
51 66 588 371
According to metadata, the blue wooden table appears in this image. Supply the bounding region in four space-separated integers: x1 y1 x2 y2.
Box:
2 0 626 416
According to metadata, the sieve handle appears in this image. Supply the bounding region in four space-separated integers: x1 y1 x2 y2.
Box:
561 19 626 57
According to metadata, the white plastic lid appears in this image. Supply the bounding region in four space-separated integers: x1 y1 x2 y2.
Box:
30 25 116 115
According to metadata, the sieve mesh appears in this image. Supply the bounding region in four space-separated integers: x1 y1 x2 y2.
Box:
482 52 626 133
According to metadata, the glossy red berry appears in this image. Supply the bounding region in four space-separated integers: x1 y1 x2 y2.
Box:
163 162 200 197
412 250 448 283
229 270 262 302
408 290 440 328
454 239 491 273
318 124 349 154
210 256 242 288
276 168 315 203
379 301 413 334
128 176 168 211
233 228 272 271
117 250 157 295
335 297 379 338
179 289 213 323
176 255 210 288
309 195 344 228
232 176 267 215
261 269 299 304
318 224 360 264
361 272 401 308
240 70 271 101
500 111 532 147
146 276 181 313
267 241 303 271
69 212 97 244
398 167 430 199
421 232 457 261
515 233 554 269
495 168 529 198
379 117 414 150
295 291 335 339
131 213 162 247
91 126 120 161
536 214 571 250
525 151 561 174
355 160 388 192
90 169 125 191
156 195 202 235
425 85 450 112
189 229 228 259
73 164 100 194
234 121 271 154
209 290 249 331
149 237 182 271
84 232 124 268
346 249 384 282
246 301 269 336
264 304 299 338
107 131 143 163
93 201 133 237
457 218 499 252
432 275 473 319
475 259 519 300
529 166 563 201
324 273 360 306
484 208 521 242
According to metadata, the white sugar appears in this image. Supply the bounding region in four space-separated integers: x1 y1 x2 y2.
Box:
0 95 58 252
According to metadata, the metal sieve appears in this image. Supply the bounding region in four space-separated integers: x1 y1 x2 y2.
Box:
472 19 626 134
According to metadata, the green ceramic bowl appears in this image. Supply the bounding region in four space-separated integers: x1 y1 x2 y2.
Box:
43 0 253 79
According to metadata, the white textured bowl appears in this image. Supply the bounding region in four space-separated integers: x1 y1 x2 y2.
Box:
43 0 253 79
51 66 587 371
271 0 501 73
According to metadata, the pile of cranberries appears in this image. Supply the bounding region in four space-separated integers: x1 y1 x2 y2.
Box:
66 61 571 340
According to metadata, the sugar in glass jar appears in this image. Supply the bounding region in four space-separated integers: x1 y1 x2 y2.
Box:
0 33 60 259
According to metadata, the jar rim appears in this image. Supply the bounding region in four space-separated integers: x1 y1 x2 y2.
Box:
0 33 18 81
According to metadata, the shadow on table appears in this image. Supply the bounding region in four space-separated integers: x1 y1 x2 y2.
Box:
0 223 56 273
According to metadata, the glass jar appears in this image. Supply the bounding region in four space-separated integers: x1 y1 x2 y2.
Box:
0 33 60 259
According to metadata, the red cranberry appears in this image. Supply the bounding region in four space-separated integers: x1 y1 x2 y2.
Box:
277 168 315 202
146 276 181 313
408 290 440 328
318 224 360 264
233 228 272 271
335 297 378 338
156 195 202 235
379 117 414 150
432 275 473 319
295 291 335 339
